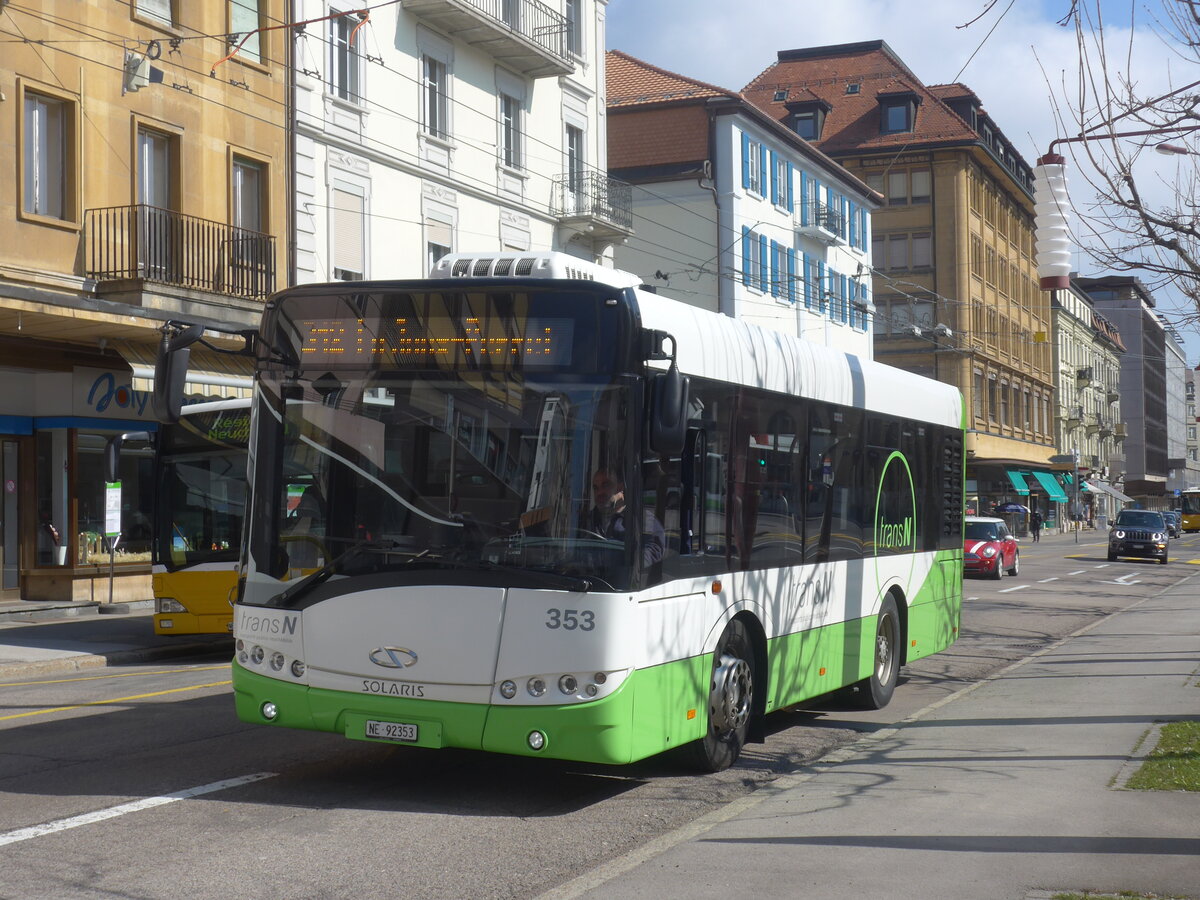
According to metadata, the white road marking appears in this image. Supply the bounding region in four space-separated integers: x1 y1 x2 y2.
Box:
1068 570 1086 576
1094 564 1110 568
1037 577 1059 583
0 772 277 847
998 585 1029 593
1101 572 1143 586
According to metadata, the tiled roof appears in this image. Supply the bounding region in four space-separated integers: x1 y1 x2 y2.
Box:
742 42 982 155
606 49 877 199
607 49 736 108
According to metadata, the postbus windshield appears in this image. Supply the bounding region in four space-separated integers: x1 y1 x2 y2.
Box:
155 403 250 571
242 284 645 604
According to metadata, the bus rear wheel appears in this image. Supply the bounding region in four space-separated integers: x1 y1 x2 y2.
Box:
688 619 755 772
853 596 901 710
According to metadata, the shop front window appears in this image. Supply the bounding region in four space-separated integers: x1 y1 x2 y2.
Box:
76 432 154 566
36 431 68 567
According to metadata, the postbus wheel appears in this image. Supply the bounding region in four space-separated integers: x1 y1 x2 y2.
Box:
687 618 755 772
853 595 900 710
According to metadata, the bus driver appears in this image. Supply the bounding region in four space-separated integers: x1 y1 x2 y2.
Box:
588 469 666 566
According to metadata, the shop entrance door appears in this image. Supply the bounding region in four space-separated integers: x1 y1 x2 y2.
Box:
2 440 17 591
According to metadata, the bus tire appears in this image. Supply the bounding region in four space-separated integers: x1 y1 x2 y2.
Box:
853 595 901 710
688 618 755 772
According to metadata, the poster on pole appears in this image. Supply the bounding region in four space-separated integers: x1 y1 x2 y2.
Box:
105 481 122 538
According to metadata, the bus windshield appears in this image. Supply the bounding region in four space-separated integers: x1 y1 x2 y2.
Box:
155 403 249 571
245 371 635 603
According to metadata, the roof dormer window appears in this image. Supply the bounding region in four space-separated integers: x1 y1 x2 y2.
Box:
784 97 832 142
845 83 861 94
878 90 921 135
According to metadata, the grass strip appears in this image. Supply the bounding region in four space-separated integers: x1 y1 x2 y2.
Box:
1124 721 1200 792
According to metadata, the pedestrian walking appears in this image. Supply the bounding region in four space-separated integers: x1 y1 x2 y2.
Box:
1030 509 1043 542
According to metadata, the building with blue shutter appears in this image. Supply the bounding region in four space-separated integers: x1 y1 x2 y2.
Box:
605 50 878 357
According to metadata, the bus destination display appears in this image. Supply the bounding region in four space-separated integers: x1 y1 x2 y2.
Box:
296 315 574 369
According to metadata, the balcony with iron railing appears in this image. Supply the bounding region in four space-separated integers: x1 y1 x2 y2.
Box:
402 0 573 78
794 200 846 244
86 204 276 301
550 170 634 244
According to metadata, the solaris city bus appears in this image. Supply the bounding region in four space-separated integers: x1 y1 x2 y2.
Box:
155 252 965 770
151 399 250 635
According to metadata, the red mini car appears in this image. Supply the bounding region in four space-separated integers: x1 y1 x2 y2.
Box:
963 515 1019 579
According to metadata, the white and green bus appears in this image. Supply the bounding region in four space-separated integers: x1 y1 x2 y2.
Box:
160 253 963 771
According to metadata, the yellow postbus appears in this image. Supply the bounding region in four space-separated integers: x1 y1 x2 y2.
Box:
152 399 249 635
1180 488 1200 534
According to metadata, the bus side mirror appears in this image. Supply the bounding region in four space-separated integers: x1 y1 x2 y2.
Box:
104 435 123 484
650 363 689 455
152 323 204 423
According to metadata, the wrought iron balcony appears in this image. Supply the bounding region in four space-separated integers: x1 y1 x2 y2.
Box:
86 205 276 301
795 200 845 244
551 170 634 242
403 0 573 78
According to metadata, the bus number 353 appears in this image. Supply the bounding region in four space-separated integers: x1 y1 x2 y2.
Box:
546 609 596 631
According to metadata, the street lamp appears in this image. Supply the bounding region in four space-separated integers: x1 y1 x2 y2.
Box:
1154 142 1195 156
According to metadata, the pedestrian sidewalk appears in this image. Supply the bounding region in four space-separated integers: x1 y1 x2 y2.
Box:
546 574 1200 900
0 599 231 679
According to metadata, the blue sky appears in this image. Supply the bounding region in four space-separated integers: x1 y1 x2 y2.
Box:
606 0 1200 364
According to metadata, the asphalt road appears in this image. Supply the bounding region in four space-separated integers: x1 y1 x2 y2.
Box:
0 530 1193 899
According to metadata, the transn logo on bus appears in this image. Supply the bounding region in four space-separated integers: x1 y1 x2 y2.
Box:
877 516 914 550
369 647 419 669
240 613 298 636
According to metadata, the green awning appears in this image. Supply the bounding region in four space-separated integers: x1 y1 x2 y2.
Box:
1005 470 1030 495
1030 471 1068 502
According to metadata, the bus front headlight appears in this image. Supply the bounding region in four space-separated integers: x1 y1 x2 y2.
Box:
156 598 186 614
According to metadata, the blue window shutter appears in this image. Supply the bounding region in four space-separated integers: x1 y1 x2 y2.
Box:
758 143 768 198
799 171 809 226
817 260 826 312
849 279 859 328
848 201 857 246
860 207 868 250
741 226 751 286
759 233 769 290
840 195 848 238
786 163 794 213
769 151 778 205
786 248 797 302
741 133 750 190
769 241 780 297
803 253 813 307
840 274 848 321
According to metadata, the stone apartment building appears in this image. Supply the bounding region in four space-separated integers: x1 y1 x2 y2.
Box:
1 0 288 601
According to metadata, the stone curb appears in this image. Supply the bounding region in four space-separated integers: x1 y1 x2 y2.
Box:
0 640 233 681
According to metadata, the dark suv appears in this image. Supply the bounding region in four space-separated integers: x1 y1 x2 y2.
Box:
1108 510 1169 564
1163 510 1181 539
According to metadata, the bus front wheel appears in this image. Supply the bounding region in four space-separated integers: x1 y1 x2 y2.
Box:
688 618 755 772
853 596 901 710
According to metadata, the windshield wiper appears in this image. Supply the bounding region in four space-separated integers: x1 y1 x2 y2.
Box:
270 540 398 607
